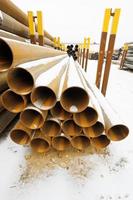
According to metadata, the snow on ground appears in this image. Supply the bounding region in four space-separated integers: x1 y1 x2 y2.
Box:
0 60 133 200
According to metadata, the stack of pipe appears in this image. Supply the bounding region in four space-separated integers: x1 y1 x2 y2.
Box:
0 0 54 45
0 37 66 134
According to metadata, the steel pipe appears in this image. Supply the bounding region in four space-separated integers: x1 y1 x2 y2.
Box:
83 121 104 138
0 30 28 42
0 109 16 134
40 117 61 137
50 101 72 121
0 71 8 92
60 57 89 113
1 89 29 113
71 135 90 150
90 135 110 149
30 129 51 153
62 119 82 137
0 37 66 72
10 121 32 145
73 107 98 128
20 104 47 129
0 0 54 41
7 55 66 95
31 58 68 110
52 133 71 151
76 62 129 141
0 95 4 112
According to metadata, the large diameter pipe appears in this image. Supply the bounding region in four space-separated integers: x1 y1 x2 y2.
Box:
31 58 68 110
0 71 8 92
60 57 89 113
90 135 110 149
62 119 82 137
0 30 29 42
10 121 33 145
7 55 66 95
20 104 47 129
40 117 61 137
71 135 90 150
0 109 16 134
52 133 71 151
0 95 4 112
30 129 51 153
0 0 54 41
0 37 66 72
76 62 129 141
1 89 29 113
50 101 72 121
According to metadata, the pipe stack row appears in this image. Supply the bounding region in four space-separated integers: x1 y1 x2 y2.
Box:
0 37 129 153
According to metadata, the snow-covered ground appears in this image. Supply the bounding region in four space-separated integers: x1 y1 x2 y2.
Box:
0 60 133 200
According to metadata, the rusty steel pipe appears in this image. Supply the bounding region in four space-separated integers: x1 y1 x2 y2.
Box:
62 119 82 137
83 121 104 138
90 135 110 149
76 62 129 141
30 129 51 153
1 89 29 113
0 109 16 134
50 101 72 121
52 133 71 151
0 0 54 41
60 57 89 113
71 135 90 150
10 121 33 145
20 104 47 129
73 107 98 128
40 117 61 137
0 95 4 112
31 58 68 110
0 71 8 92
7 55 66 95
0 37 66 72
0 30 29 42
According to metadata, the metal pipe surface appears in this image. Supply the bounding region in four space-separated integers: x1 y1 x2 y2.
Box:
60 57 89 113
50 101 72 121
31 58 68 110
76 62 129 141
90 135 110 149
7 55 66 95
10 121 33 145
71 135 90 150
52 133 71 151
0 37 66 72
0 71 8 92
83 121 104 138
1 89 29 113
30 129 51 153
20 104 47 129
62 119 82 137
0 30 29 42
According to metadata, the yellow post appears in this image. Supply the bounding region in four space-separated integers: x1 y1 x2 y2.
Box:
102 9 111 32
111 9 121 35
53 37 57 49
28 11 36 44
37 11 44 46
124 43 128 51
87 37 90 49
57 37 60 49
83 37 87 49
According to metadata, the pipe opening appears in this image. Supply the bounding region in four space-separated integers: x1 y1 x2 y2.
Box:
31 86 56 110
73 107 98 127
71 135 90 150
52 136 70 151
50 101 72 120
41 120 61 137
31 138 50 153
83 121 104 138
0 39 13 71
1 90 26 113
10 130 30 145
7 68 34 95
107 125 129 141
62 119 82 136
20 109 44 129
61 87 89 113
90 135 110 149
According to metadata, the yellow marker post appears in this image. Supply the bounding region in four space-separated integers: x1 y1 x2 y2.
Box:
28 11 36 44
111 9 121 35
37 11 44 46
82 38 87 68
102 9 111 32
57 37 60 50
54 37 57 49
120 43 128 69
84 37 90 72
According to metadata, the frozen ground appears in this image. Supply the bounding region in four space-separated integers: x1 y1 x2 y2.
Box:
0 60 133 200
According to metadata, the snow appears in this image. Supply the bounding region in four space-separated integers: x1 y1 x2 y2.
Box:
0 60 133 200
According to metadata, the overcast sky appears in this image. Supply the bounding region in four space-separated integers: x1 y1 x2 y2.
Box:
12 0 132 48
